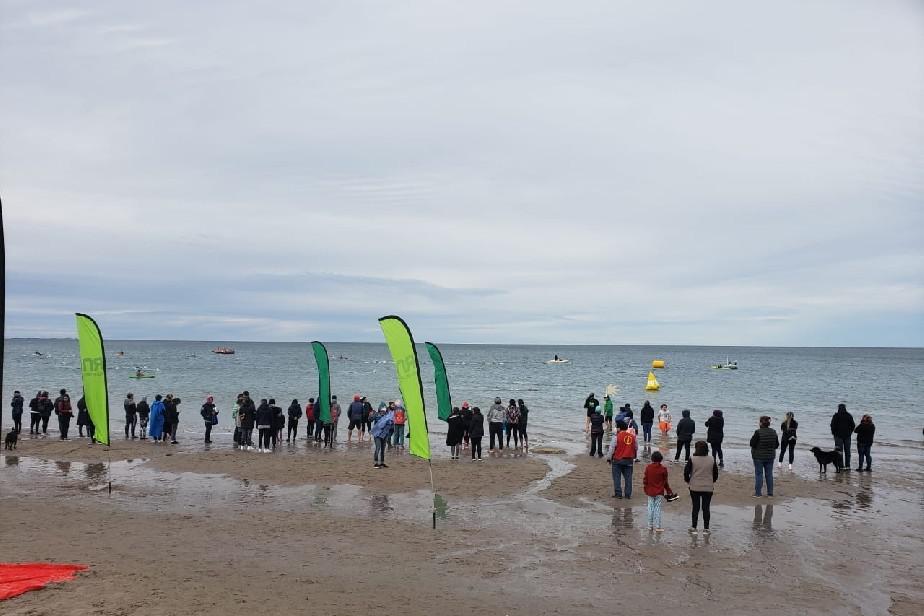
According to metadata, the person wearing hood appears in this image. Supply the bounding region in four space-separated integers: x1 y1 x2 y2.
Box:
460 401 473 448
517 399 529 452
371 403 395 468
256 399 274 452
488 397 506 451
583 393 600 433
750 416 780 497
674 410 695 462
392 402 407 449
603 395 614 433
124 393 137 439
270 399 284 447
54 389 73 440
76 395 93 440
287 399 301 443
200 396 218 444
778 412 798 470
148 394 166 443
239 393 256 450
639 401 655 443
163 395 181 444
469 407 485 460
854 414 875 472
830 403 856 470
10 391 24 434
705 410 725 467
589 406 605 457
347 394 365 443
136 396 150 439
304 398 318 442
446 407 465 459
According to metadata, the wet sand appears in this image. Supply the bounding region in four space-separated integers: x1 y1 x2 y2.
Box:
1 436 922 616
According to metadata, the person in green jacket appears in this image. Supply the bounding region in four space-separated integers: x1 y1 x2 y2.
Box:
750 416 780 497
603 395 614 432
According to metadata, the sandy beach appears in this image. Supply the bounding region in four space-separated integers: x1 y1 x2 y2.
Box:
2 436 922 616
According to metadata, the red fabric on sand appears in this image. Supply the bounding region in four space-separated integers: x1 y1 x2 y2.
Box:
0 563 88 600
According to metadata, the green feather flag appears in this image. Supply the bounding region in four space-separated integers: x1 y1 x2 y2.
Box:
425 342 452 422
311 341 331 424
378 316 430 460
75 313 110 446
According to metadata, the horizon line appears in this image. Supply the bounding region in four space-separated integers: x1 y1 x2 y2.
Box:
5 337 923 350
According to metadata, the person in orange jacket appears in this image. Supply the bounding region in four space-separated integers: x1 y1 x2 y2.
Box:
606 421 638 499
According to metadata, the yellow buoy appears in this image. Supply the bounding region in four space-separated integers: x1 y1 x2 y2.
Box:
651 359 665 369
645 371 660 391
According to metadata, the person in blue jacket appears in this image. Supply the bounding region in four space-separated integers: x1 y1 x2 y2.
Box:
148 394 166 442
371 403 395 469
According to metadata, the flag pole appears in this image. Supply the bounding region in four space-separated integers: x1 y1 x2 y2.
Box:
428 460 436 529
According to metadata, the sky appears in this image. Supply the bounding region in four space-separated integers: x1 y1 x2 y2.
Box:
1 0 922 346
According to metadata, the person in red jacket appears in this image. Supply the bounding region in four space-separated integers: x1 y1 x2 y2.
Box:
606 421 638 499
644 451 672 531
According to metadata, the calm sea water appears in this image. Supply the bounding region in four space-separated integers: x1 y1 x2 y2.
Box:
4 340 923 458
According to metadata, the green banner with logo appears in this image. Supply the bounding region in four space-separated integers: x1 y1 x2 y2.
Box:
75 313 110 446
424 342 452 422
379 316 430 460
311 341 331 424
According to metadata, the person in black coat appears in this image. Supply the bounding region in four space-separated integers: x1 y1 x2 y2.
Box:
674 410 696 462
164 395 181 444
468 407 485 461
830 403 856 469
269 399 284 448
446 407 465 460
705 410 725 467
255 399 274 451
639 401 655 443
778 412 798 469
287 399 301 443
239 394 256 449
854 414 875 472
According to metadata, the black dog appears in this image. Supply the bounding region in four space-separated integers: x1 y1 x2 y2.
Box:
810 446 843 473
4 430 17 450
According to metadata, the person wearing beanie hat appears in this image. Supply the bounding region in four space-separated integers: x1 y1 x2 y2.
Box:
54 389 73 440
460 401 473 448
124 392 137 439
347 394 365 442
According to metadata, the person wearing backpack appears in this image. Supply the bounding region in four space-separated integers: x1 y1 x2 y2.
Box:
505 399 521 449
200 396 218 444
393 403 407 449
54 389 73 440
124 393 138 439
136 396 150 439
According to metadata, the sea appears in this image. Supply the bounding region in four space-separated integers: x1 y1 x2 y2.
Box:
3 340 922 462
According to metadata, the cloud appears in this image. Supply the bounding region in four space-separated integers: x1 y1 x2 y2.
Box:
1 0 922 345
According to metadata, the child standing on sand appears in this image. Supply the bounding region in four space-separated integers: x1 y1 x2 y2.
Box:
644 451 672 531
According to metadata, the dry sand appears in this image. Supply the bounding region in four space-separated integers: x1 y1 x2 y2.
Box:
2 436 922 615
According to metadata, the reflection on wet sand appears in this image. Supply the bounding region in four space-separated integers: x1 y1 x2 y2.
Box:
55 460 72 476
752 504 773 534
611 506 634 531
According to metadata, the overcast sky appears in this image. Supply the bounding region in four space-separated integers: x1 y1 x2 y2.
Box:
1 0 922 345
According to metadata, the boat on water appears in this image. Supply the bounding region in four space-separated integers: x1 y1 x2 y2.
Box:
712 357 738 370
212 347 235 355
546 355 570 364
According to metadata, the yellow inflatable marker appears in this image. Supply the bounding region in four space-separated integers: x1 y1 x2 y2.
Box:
651 359 665 369
645 371 660 391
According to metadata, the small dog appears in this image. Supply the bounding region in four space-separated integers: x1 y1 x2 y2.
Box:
4 430 18 450
810 446 843 473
